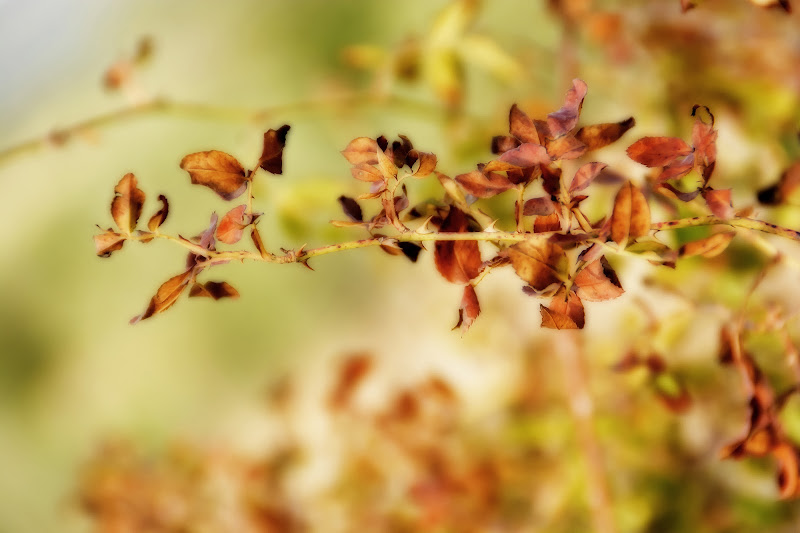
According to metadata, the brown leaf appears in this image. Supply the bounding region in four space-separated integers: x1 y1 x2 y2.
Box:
541 165 562 196
217 205 249 244
627 137 692 167
180 150 247 200
434 207 482 284
146 194 169 232
111 173 146 234
575 117 635 151
680 231 735 258
574 256 624 301
540 304 579 330
569 162 607 194
189 281 240 300
533 212 561 233
652 373 692 413
350 163 384 182
376 145 398 179
509 104 540 144
611 182 651 247
132 269 193 323
506 240 567 290
703 188 733 219
411 151 437 177
329 353 373 410
259 124 291 174
757 162 800 206
455 169 514 198
547 78 588 138
549 288 584 329
94 230 126 257
496 142 551 168
491 135 521 154
691 114 716 184
338 196 363 222
523 197 556 216
546 135 587 160
341 137 380 165
454 284 480 333
251 227 268 259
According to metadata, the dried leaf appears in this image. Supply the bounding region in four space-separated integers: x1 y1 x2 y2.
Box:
217 205 249 245
509 104 540 144
506 240 567 290
540 304 579 329
376 145 398 179
132 269 193 323
455 169 514 198
251 227 268 258
259 124 291 174
453 284 480 333
341 137 380 165
627 137 692 167
496 142 550 168
549 288 585 328
180 150 247 200
350 163 384 183
491 135 521 154
94 230 126 257
111 173 146 234
523 197 556 216
574 256 624 301
533 212 561 233
569 162 607 194
680 231 735 258
703 188 734 219
611 182 651 247
398 242 423 262
546 135 587 160
411 151 437 177
434 207 481 284
575 117 636 151
147 194 169 232
691 114 717 184
547 79 588 138
189 281 239 300
338 196 363 222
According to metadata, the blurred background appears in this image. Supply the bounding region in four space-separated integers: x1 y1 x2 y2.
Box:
1 0 799 531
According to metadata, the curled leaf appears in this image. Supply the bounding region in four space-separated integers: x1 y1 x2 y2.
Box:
147 194 169 232
547 78 588 138
575 117 635 151
94 229 126 257
680 231 735 258
111 173 146 234
180 150 247 200
216 205 250 245
454 284 481 334
411 151 437 177
259 124 291 174
132 269 194 323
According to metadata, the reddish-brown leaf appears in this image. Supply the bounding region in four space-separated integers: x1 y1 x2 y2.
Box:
574 256 624 301
491 135 521 155
657 154 695 182
454 284 481 334
189 281 240 300
341 137 380 165
547 78 588 138
703 188 733 219
506 240 567 291
692 115 717 183
94 229 126 257
496 142 550 168
611 182 650 246
329 353 373 410
180 150 248 200
575 117 635 151
111 173 146 234
533 212 561 233
569 162 607 194
523 196 556 216
434 207 481 284
540 304 579 330
680 231 735 258
549 288 585 329
455 170 514 198
546 135 587 160
132 269 194 323
509 104 540 144
147 194 169 232
412 151 437 177
251 227 268 259
259 124 291 174
216 205 249 244
627 137 692 167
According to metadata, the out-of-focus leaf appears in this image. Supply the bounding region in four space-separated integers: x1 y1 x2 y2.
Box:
506 240 567 290
147 194 169 232
459 34 521 82
434 207 481 284
574 256 624 301
329 353 373 410
575 117 635 151
611 182 651 246
757 162 800 206
111 173 146 234
259 124 291 174
680 231 735 258
547 78 588 138
180 151 248 201
652 373 692 413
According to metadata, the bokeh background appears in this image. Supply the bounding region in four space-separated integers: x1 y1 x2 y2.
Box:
1 1 800 532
